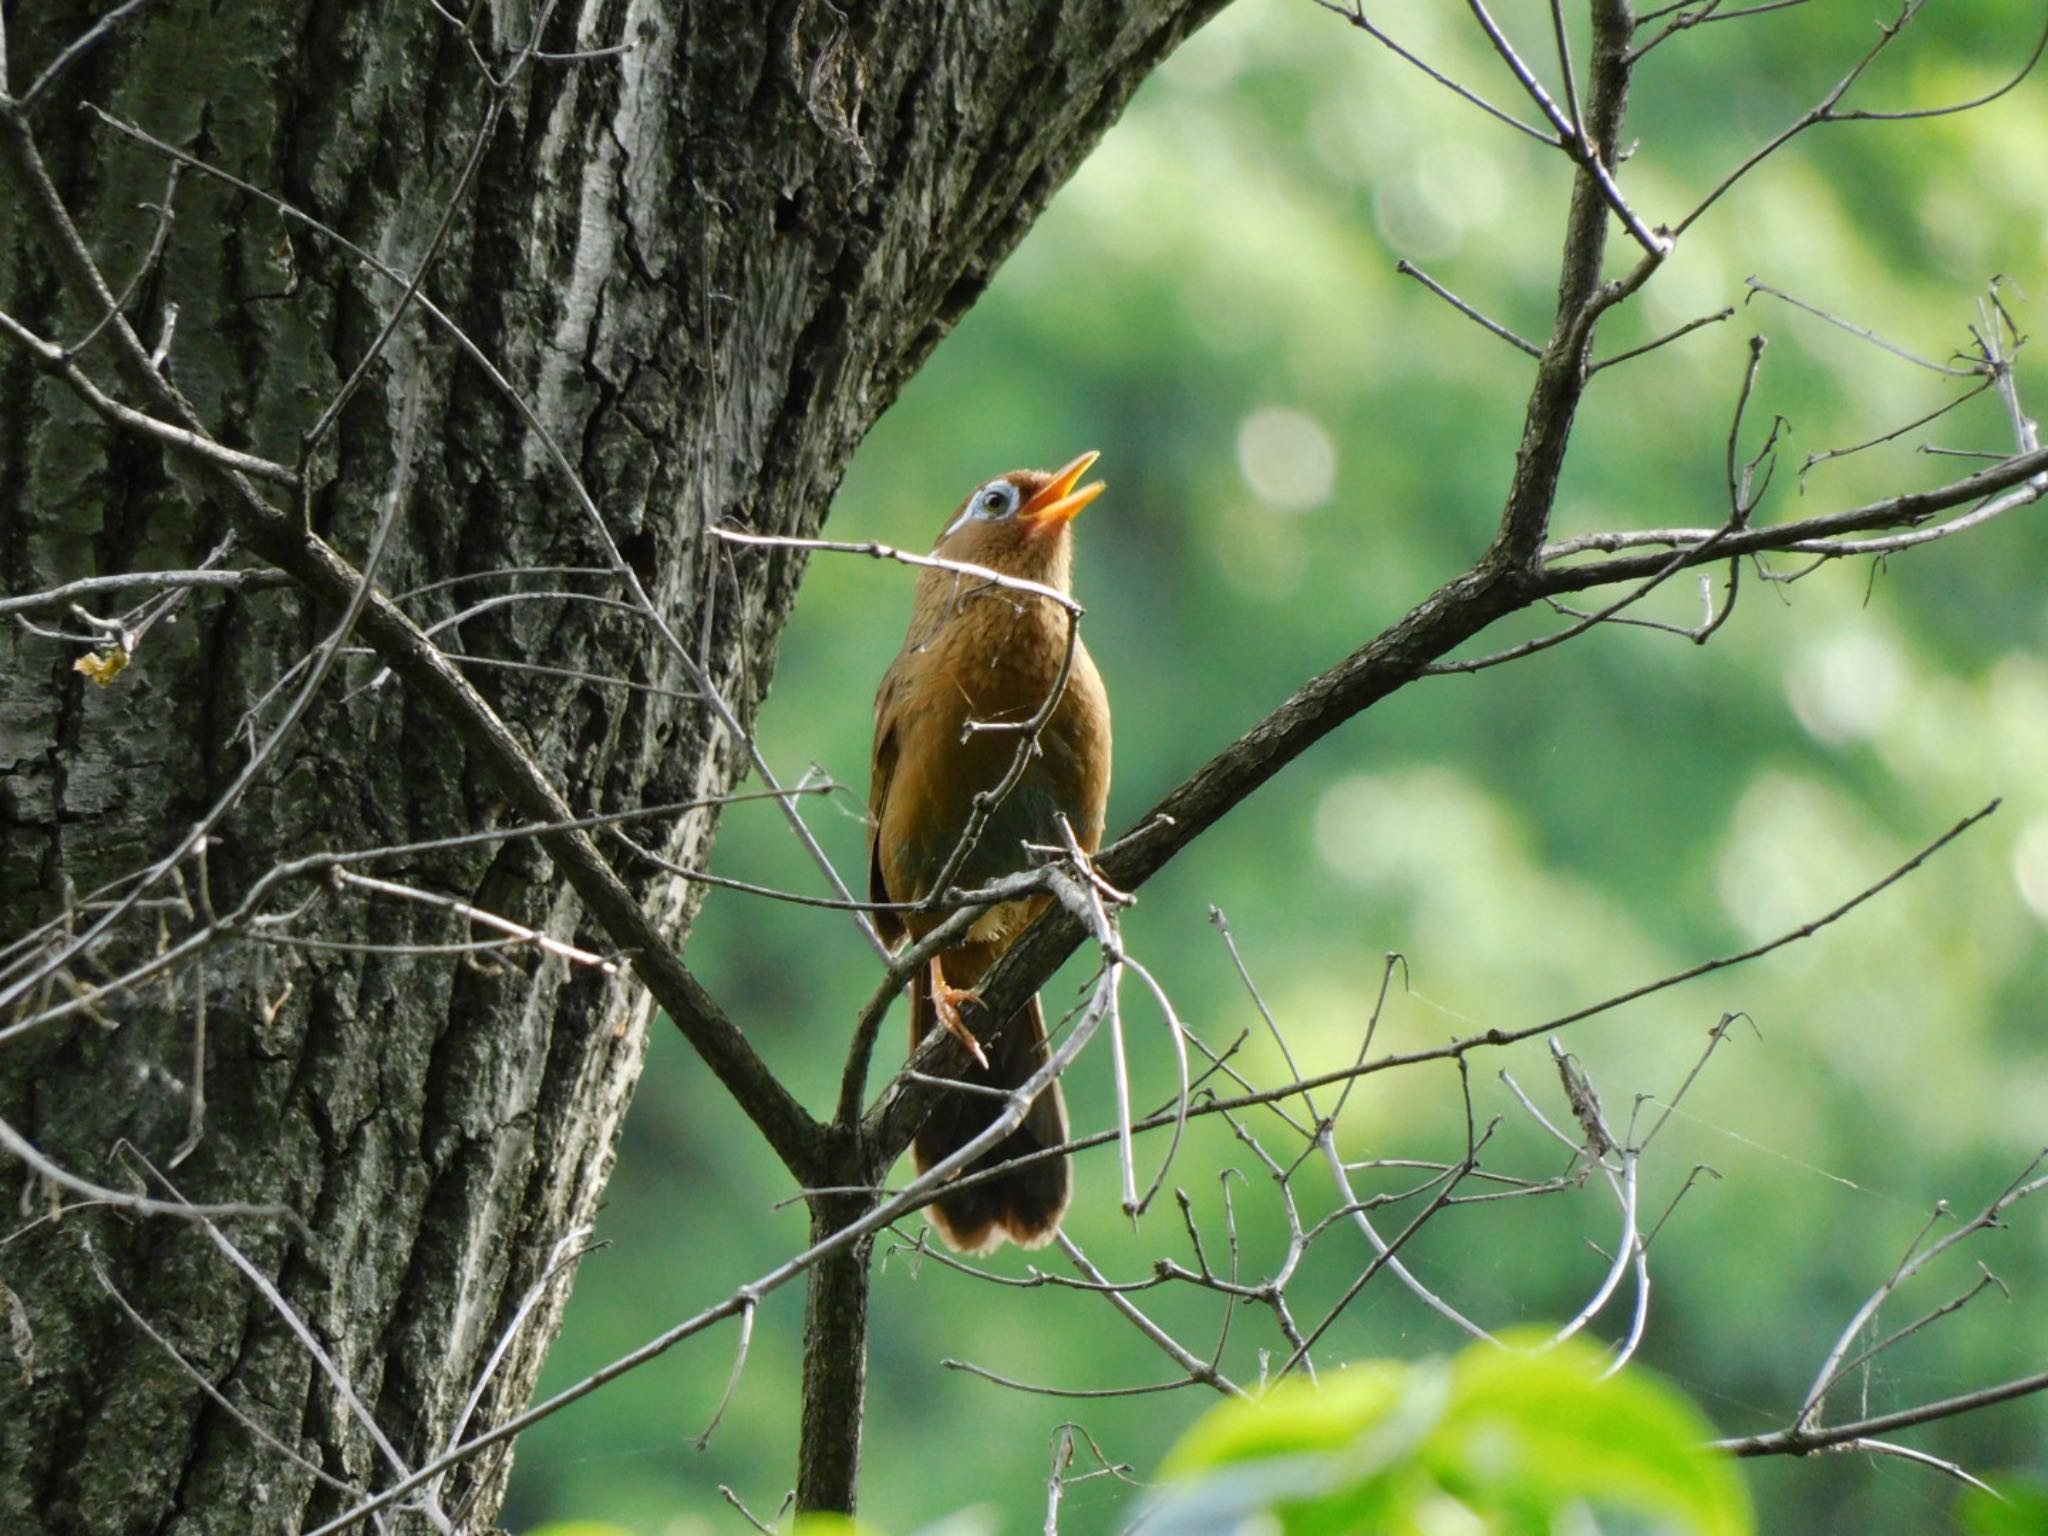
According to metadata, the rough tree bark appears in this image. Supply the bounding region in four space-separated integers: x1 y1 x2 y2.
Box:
0 1 1222 1529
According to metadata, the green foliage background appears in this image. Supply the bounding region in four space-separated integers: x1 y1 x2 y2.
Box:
505 3 2048 1532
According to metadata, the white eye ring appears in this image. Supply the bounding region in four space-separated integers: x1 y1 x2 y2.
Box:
941 478 1023 541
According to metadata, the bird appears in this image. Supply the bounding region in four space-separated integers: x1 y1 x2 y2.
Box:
868 451 1112 1254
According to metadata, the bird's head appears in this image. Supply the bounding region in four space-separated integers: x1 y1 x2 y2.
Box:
932 451 1105 588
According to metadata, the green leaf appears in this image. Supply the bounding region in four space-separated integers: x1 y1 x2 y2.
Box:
792 1515 893 1536
1139 1335 1751 1536
1161 1362 1415 1475
1431 1333 1751 1536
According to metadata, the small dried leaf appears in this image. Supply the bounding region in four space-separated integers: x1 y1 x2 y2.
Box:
73 648 130 688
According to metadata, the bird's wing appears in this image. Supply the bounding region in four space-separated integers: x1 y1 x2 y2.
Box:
869 665 906 945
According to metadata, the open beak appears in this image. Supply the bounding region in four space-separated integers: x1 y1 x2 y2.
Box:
1019 450 1106 528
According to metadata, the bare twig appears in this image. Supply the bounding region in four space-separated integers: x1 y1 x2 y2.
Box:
1056 1232 1243 1396
81 1232 364 1497
1311 0 1556 145
0 307 298 484
1747 277 1976 377
1797 1153 2048 1433
0 564 288 619
1722 1369 2048 1458
1396 259 1541 357
9 0 160 112
1588 305 1735 373
0 1114 294 1228
1670 5 2047 238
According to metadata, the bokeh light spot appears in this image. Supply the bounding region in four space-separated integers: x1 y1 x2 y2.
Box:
1417 140 1505 232
2012 819 2048 924
1313 773 1401 889
1237 406 1337 511
1783 626 1904 744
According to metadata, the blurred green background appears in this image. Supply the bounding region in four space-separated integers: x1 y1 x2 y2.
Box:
503 2 2048 1532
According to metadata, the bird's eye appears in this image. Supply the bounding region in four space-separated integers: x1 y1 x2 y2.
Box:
978 483 1018 518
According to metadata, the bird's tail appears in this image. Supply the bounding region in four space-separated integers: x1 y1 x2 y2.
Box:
910 971 1071 1255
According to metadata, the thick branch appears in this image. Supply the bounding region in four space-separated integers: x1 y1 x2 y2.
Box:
1488 0 1645 572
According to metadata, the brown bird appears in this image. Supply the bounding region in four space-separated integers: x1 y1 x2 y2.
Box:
869 451 1112 1254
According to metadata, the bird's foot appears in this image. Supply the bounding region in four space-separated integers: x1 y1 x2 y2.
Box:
928 960 990 1070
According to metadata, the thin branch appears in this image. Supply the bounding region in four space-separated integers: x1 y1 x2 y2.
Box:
694 1294 758 1450
716 1486 788 1536
1311 0 1557 145
63 156 182 358
1546 1151 1638 1347
912 800 1998 1188
837 904 986 1128
1630 0 1812 63
9 0 159 112
81 1232 363 1496
1428 530 1732 674
326 869 619 972
1547 0 1585 146
1588 305 1735 373
709 527 1081 618
300 0 560 454
1461 0 1669 256
942 1359 1197 1400
1396 259 1541 357
1747 277 1975 377
0 306 298 484
1797 1153 2048 1432
1463 0 1583 143
429 1238 594 1531
1290 1123 1496 1371
1725 334 1774 524
442 652 701 702
0 564 288 619
1665 3 2047 239
1055 1232 1243 1396
1799 378 1996 484
1539 444 2048 583
1815 1266 2008 1410
1317 1125 1499 1345
1824 1438 2004 1498
1722 1369 2048 1457
1044 1423 1139 1536
185 1204 451 1532
1638 1012 1744 1150
0 1114 294 1227
1829 10 2048 124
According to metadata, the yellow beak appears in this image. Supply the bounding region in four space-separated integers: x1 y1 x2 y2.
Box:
1020 450 1106 527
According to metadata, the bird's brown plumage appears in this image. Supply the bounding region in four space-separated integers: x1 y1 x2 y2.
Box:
869 454 1112 1254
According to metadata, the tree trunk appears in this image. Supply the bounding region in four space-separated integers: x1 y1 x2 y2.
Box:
796 1177 879 1516
0 0 1221 1529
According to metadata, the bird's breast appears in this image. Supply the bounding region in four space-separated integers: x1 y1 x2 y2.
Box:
875 595 1110 916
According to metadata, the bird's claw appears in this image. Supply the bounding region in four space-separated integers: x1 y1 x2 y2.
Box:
931 978 990 1071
